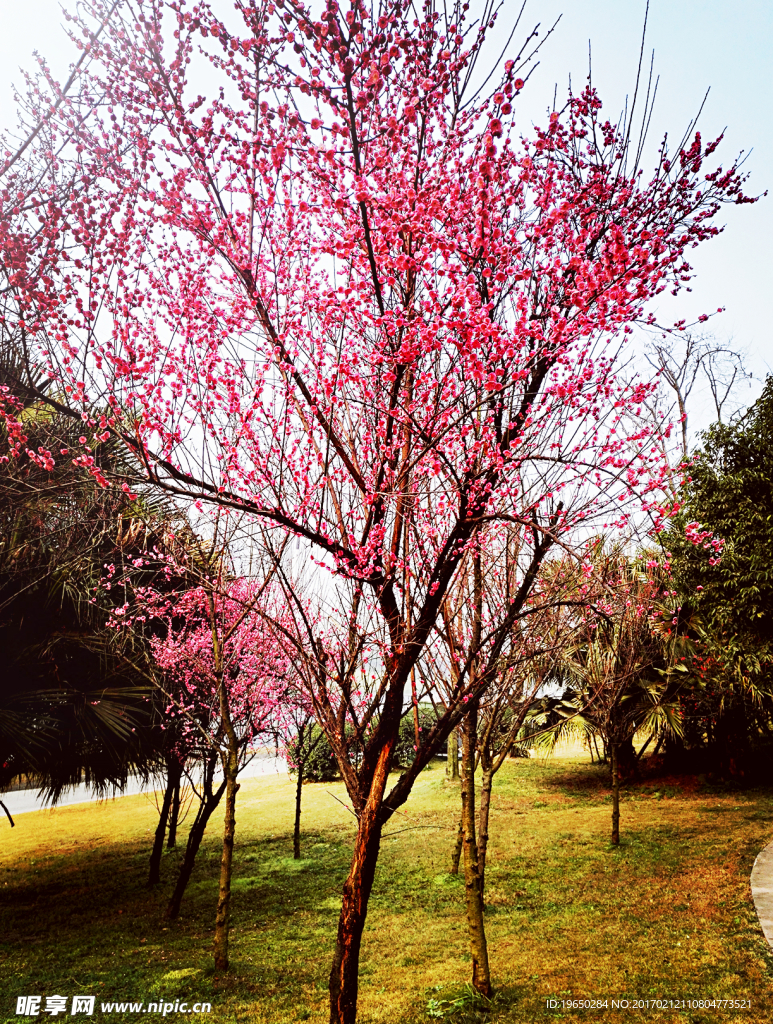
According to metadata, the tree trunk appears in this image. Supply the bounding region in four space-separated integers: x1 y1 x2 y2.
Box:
634 733 655 763
460 707 491 999
213 756 239 971
167 775 181 848
477 763 493 898
208 601 242 973
450 813 463 875
148 763 178 887
590 733 601 764
447 727 459 781
610 742 620 846
650 731 666 760
328 744 394 1024
166 777 226 920
293 761 304 860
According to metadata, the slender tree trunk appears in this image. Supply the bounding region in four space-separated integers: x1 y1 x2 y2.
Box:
166 778 226 920
635 733 655 762
446 728 460 782
328 812 384 1024
450 813 463 875
213 752 239 971
460 708 491 999
148 763 178 887
590 733 601 764
293 761 304 860
328 744 394 1024
167 776 181 848
651 731 665 760
477 763 493 899
611 742 620 846
207 597 242 974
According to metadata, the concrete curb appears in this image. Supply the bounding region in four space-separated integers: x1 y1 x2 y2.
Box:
751 840 773 949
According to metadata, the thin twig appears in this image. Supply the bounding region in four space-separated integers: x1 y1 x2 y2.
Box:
382 824 455 838
326 789 358 820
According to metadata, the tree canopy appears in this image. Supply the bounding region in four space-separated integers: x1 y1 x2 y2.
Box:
670 376 773 676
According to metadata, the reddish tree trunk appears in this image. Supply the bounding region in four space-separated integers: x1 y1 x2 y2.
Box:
328 815 383 1024
328 743 394 1024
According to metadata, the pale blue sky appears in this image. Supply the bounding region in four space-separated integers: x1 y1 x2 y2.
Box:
1 0 770 400
516 0 773 389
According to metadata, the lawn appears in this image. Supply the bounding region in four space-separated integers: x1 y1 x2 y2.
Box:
2 752 773 1024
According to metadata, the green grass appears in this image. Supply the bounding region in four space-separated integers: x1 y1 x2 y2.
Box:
2 755 773 1023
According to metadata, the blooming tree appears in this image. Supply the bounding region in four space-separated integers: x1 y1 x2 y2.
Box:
116 524 289 969
0 0 755 1017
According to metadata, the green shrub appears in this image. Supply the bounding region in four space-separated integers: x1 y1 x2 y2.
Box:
287 705 441 780
287 725 339 783
394 704 440 769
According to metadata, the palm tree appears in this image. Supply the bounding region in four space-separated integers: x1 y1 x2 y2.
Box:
0 331 183 803
529 545 687 844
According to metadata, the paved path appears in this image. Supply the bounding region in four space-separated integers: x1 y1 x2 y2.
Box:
751 839 773 949
0 754 287 819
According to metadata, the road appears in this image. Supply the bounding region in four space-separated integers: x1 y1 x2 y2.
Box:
0 754 288 819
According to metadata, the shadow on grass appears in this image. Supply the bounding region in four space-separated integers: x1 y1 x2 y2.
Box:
541 763 610 796
0 828 355 1020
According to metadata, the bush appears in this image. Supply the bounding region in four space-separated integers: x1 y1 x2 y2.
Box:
393 705 440 769
287 725 339 783
287 706 440 780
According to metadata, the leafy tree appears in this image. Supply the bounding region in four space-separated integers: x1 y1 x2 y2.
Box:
673 377 773 657
288 723 339 785
667 377 773 773
0 345 164 799
393 705 439 770
529 544 688 843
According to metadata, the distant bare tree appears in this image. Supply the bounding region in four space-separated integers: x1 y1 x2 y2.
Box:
643 334 754 459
